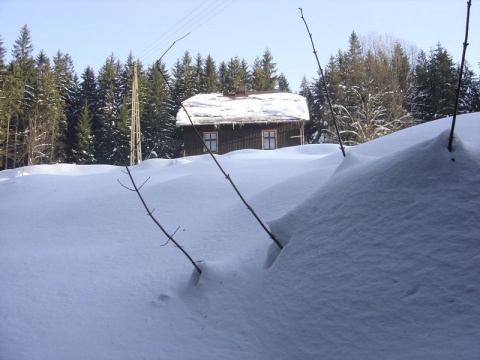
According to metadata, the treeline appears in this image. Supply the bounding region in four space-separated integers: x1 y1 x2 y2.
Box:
0 25 286 169
300 32 480 145
1 27 479 169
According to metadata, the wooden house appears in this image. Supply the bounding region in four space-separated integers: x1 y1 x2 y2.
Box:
176 90 310 156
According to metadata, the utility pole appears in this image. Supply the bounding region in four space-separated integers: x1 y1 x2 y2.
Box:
130 61 142 165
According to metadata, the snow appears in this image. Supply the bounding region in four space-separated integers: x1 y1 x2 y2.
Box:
176 92 309 126
1 113 479 360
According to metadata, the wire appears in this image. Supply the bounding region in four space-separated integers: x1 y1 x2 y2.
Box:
138 0 216 60
138 0 236 66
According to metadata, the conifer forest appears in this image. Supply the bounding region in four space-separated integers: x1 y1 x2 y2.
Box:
1 25 479 169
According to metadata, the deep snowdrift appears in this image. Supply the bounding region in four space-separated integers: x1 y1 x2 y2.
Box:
1 114 479 360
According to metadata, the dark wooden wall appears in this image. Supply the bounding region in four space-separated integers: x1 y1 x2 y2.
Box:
182 121 304 156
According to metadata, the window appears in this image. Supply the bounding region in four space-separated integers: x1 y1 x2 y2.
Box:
262 130 277 150
203 132 218 152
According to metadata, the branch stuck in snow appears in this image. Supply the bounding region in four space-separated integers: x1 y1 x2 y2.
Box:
112 134 202 275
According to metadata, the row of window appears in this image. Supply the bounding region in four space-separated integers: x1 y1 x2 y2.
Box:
203 130 277 152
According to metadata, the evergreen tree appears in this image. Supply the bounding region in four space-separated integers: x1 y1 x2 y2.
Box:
412 49 430 120
388 41 413 122
322 33 414 145
251 56 264 91
240 58 250 90
0 36 6 167
251 49 278 91
217 60 228 92
276 72 290 91
142 61 180 158
171 51 197 104
203 54 218 93
12 25 35 80
73 100 94 164
225 56 249 92
413 44 456 121
261 48 277 91
458 62 480 114
0 61 24 169
391 42 411 95
95 54 122 164
78 66 98 120
0 35 6 69
10 25 36 167
53 51 76 162
26 51 64 165
429 43 456 120
193 53 206 93
74 66 98 162
298 75 317 143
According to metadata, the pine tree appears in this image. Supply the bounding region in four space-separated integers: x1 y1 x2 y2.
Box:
217 60 228 92
276 72 290 91
225 56 249 92
240 58 250 90
298 75 316 143
412 49 430 121
95 54 122 164
1 61 24 169
12 25 35 80
413 44 456 121
10 25 36 167
52 51 76 162
73 100 94 164
388 41 413 123
75 66 98 163
26 51 63 165
429 43 456 120
321 33 414 145
193 53 206 93
251 56 264 91
53 52 74 161
458 62 480 114
261 48 277 91
0 35 6 70
78 66 98 120
142 61 179 158
251 49 278 91
203 54 218 93
0 36 6 167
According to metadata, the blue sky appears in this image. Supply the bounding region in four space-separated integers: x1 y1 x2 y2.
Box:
1 0 478 91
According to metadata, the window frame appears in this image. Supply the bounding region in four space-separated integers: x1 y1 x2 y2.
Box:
262 129 277 150
203 131 218 153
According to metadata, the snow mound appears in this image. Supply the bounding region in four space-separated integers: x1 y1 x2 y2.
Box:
1 114 479 360
258 130 480 359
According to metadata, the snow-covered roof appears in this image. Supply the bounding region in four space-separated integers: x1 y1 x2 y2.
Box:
176 92 309 126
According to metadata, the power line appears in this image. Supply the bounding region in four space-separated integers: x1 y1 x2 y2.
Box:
138 0 235 65
142 0 234 63
137 0 212 60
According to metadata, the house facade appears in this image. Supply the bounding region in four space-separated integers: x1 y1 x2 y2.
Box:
176 90 310 156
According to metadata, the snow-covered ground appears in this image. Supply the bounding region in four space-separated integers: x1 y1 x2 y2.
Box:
1 114 479 360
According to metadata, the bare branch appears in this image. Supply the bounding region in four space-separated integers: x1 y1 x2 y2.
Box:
159 32 191 61
117 179 136 192
137 176 150 191
448 0 472 153
112 134 201 275
299 7 346 157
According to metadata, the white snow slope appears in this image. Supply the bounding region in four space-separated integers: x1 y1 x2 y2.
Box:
1 114 479 360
